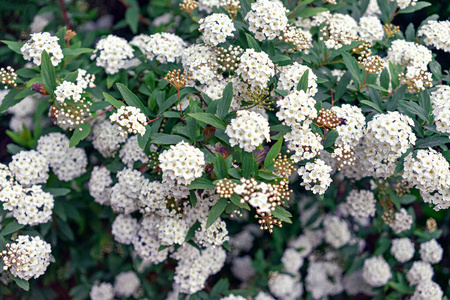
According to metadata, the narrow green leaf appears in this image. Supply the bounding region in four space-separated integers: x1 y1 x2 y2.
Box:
62 48 94 56
398 1 431 14
12 277 29 291
206 198 228 228
125 6 139 33
217 82 233 119
296 7 328 18
40 50 56 97
188 113 226 130
0 89 21 112
323 130 339 148
185 220 201 242
379 68 390 91
106 73 119 89
150 134 186 145
341 51 361 86
214 154 228 179
1 221 25 236
360 100 383 113
103 92 125 109
45 188 71 197
137 125 151 149
69 122 91 147
245 33 261 52
415 136 450 149
116 83 146 113
1 40 25 54
242 152 258 178
264 137 283 168
272 206 292 224
189 177 216 190
296 69 309 92
334 71 352 100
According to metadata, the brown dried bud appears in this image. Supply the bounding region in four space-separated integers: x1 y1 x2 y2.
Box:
32 83 49 95
65 30 77 41
215 146 229 159
203 125 216 143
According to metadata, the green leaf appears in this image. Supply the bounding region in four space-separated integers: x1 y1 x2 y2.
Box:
103 92 125 109
157 94 179 116
188 113 226 130
210 278 229 296
125 6 139 33
271 55 291 63
206 198 228 228
185 221 201 242
398 1 431 14
217 82 233 119
57 219 75 241
389 61 400 89
379 67 390 91
214 154 228 179
323 130 339 148
242 152 258 178
360 100 383 113
62 48 94 56
398 100 428 121
189 178 216 190
296 7 328 18
106 73 120 89
64 70 79 82
0 89 21 112
45 188 71 197
229 194 250 210
150 134 186 145
90 101 110 112
40 50 56 98
137 125 151 149
264 137 283 169
296 69 309 92
116 83 146 113
415 136 450 149
341 51 361 86
12 277 29 291
334 71 352 100
1 40 25 54
69 122 91 147
245 33 261 52
374 236 390 255
272 206 292 224
1 221 24 235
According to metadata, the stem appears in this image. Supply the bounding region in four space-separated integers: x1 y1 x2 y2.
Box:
290 0 304 18
177 89 184 118
360 72 368 89
147 116 163 124
390 6 399 23
331 88 335 106
189 13 199 24
200 141 214 155
86 105 115 122
58 0 72 30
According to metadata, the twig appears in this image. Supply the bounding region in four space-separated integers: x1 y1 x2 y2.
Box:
58 0 72 30
200 141 214 155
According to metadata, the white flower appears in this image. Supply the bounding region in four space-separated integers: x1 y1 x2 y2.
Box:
407 261 434 285
144 32 186 63
114 271 140 297
387 40 432 70
362 256 392 287
110 106 147 136
111 214 139 245
419 239 443 264
236 48 274 89
346 190 376 218
298 159 333 195
411 280 443 300
91 35 134 74
431 85 450 134
323 215 351 248
269 272 303 300
20 32 63 66
199 13 235 46
245 0 288 41
389 208 413 234
90 282 114 300
418 20 450 53
391 238 415 263
9 150 49 187
358 16 384 44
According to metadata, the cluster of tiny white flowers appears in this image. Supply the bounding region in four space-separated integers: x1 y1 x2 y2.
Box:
21 32 63 66
285 125 323 162
196 219 229 247
158 141 205 185
200 78 228 100
362 256 392 287
159 216 189 246
278 63 318 95
182 44 218 84
430 85 450 134
133 215 169 263
345 190 376 219
277 90 317 127
419 239 443 264
114 271 141 298
298 159 332 195
54 81 83 103
92 119 127 158
110 106 147 136
119 135 149 167
390 238 415 263
305 261 344 299
418 20 450 52
320 13 359 50
268 272 303 300
111 214 139 245
13 185 54 226
9 150 49 187
199 13 235 46
198 0 220 13
130 34 151 53
389 208 413 234
387 40 432 70
358 16 384 44
139 180 168 213
90 282 114 300
323 215 351 248
407 261 434 285
411 280 443 300
391 0 418 9
91 35 134 74
110 168 144 214
88 166 113 205
363 111 416 178
342 271 373 296
76 69 96 89
221 295 246 300
281 248 304 275
245 0 288 41
363 0 381 16
144 32 186 63
331 104 365 152
8 235 52 280
226 110 271 152
6 94 38 133
236 49 274 89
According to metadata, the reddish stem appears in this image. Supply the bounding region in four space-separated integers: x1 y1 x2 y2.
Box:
58 0 72 30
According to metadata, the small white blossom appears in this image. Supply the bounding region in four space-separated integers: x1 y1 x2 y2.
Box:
362 256 392 287
20 32 63 66
199 13 235 46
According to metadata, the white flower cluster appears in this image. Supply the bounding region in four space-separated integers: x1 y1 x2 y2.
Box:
358 16 384 44
277 89 317 127
331 104 365 152
419 239 443 264
305 261 344 299
76 69 96 89
199 13 235 46
390 238 415 263
278 63 318 95
200 78 228 100
281 248 304 275
139 180 168 213
403 149 450 209
226 110 271 152
221 295 246 300
159 141 206 185
245 0 288 41
111 168 144 214
323 215 351 248
363 0 381 17
6 94 37 133
37 132 87 181
9 150 49 187
345 190 376 219
407 261 434 285
391 0 418 9
88 166 113 205
159 216 189 246
111 214 139 245
133 215 170 263
8 235 52 280
389 208 413 234
196 219 229 247
55 81 83 103
387 40 432 70
182 44 218 84
144 32 186 63
110 105 147 136
236 48 274 89
298 159 332 195
285 125 323 162
430 85 450 134
91 35 134 74
114 271 140 298
362 256 392 287
130 34 151 53
418 20 450 52
90 282 114 300
411 280 443 300
268 272 303 300
21 32 63 66
363 111 416 178
119 135 149 167
14 185 54 226
321 13 359 50
92 119 127 157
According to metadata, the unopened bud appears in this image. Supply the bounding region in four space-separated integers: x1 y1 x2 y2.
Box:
203 125 216 143
65 30 77 41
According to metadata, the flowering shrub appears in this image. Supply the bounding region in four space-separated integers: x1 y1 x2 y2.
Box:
0 0 450 299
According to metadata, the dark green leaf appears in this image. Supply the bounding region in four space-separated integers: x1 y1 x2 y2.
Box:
137 125 151 149
185 221 201 242
374 236 390 255
189 177 216 189
125 6 139 33
242 152 258 178
40 50 56 98
214 154 228 179
272 206 293 224
245 33 261 52
150 134 186 145
217 82 233 119
398 1 431 14
0 89 21 112
296 69 309 92
1 40 25 54
360 100 383 113
206 198 228 228
415 136 450 149
103 92 125 109
1 221 25 236
62 48 94 56
45 188 71 197
296 7 328 18
264 137 283 168
341 51 361 86
188 113 226 130
229 194 250 210
334 71 352 100
12 277 29 291
69 122 91 147
116 83 146 113
380 68 390 91
323 130 339 148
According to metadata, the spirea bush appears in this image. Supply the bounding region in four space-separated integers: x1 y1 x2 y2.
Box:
0 0 450 299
